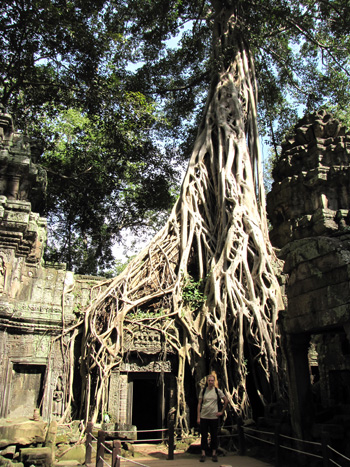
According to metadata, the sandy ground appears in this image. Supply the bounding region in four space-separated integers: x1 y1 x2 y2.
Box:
107 443 274 467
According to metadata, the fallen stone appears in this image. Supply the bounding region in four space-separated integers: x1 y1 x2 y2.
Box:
0 458 24 467
45 421 57 450
19 447 52 467
0 456 12 467
0 447 16 458
55 445 85 465
0 419 47 449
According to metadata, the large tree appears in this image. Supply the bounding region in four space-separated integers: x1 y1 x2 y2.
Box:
53 0 350 425
0 0 180 273
3 0 349 274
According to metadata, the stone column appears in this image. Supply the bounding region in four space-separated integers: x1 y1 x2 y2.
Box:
108 371 120 422
6 174 21 199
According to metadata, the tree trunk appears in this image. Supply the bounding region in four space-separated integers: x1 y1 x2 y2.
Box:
78 3 284 427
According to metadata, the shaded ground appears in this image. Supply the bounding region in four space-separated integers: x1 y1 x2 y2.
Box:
98 442 274 467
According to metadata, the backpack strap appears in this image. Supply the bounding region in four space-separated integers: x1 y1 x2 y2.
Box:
200 386 206 408
215 387 222 410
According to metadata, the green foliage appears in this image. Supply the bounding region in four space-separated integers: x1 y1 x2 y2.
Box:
104 256 136 279
320 104 350 129
0 0 182 275
40 106 178 274
127 308 167 321
182 275 207 311
2 0 350 273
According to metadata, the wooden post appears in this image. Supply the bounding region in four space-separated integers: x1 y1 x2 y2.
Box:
274 424 281 467
112 440 121 467
85 422 93 465
96 430 106 467
167 408 176 460
237 417 245 456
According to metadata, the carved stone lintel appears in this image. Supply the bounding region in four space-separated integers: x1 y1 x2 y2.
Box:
123 322 178 354
121 360 171 372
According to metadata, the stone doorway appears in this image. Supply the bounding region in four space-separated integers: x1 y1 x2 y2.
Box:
129 373 163 441
8 363 46 419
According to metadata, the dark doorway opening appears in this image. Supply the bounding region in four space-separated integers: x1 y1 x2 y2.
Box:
131 374 161 441
9 364 46 419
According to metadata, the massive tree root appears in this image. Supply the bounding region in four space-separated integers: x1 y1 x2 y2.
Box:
78 6 284 430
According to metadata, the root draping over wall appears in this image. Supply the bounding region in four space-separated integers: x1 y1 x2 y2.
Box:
71 7 284 430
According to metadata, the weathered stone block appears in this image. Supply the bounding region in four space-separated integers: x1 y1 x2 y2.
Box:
20 447 52 467
0 446 16 458
0 419 47 449
55 445 85 464
45 421 57 450
0 455 24 467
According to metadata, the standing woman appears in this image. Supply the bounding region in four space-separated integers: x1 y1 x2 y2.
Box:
197 374 228 462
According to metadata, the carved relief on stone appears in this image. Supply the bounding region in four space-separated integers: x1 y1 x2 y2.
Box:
124 327 162 353
121 360 171 372
0 253 7 296
123 322 178 354
0 112 14 148
0 111 46 205
52 376 64 419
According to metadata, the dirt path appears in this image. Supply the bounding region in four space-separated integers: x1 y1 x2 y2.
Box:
114 443 273 467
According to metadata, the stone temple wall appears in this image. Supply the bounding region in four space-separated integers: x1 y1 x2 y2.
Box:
4 106 350 452
0 112 104 421
267 110 350 450
0 112 173 433
268 110 350 248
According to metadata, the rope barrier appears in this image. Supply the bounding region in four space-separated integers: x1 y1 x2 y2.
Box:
135 429 168 433
279 443 323 459
116 454 151 466
243 426 328 461
245 433 274 446
328 444 350 462
100 457 111 467
279 433 321 446
85 421 350 467
88 443 97 453
218 433 238 438
243 426 274 436
101 443 113 454
329 459 342 467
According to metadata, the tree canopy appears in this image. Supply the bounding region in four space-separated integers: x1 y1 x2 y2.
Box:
1 0 350 274
1 0 181 273
120 0 350 151
49 0 350 427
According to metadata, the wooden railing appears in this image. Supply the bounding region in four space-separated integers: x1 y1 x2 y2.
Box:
85 418 350 467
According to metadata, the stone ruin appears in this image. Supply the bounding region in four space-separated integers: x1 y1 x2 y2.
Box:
267 109 350 455
0 111 179 465
1 107 350 463
0 112 104 466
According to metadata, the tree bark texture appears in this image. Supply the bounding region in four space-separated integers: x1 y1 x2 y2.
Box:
77 4 284 428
